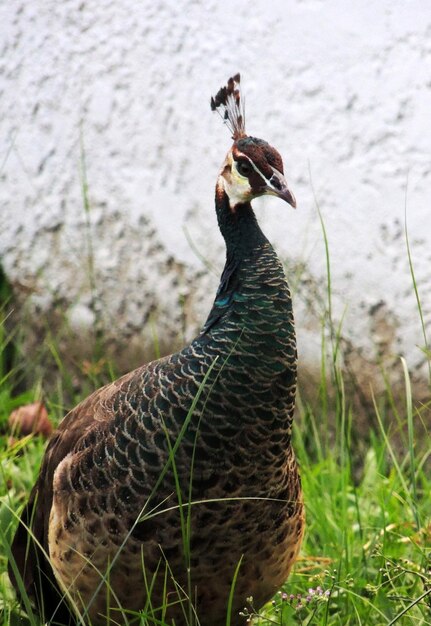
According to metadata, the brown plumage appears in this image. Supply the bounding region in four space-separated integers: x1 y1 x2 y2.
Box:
9 74 304 626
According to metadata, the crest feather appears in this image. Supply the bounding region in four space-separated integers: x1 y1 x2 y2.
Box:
211 73 246 140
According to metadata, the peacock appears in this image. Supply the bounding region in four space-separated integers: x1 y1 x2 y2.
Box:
9 74 304 626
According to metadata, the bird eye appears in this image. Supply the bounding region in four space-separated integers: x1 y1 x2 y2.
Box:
236 160 252 177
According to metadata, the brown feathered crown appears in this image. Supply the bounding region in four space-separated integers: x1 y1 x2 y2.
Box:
211 73 246 140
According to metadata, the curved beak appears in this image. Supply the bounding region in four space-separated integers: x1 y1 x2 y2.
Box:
265 168 297 208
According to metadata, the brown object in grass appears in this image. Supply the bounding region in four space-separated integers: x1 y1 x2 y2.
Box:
8 402 53 439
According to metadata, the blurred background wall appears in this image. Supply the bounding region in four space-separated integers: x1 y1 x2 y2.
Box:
1 1 430 399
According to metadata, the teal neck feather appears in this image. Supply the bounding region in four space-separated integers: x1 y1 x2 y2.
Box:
202 190 278 333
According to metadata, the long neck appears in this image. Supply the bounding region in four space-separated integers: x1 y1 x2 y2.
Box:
201 185 288 335
198 185 296 441
215 188 268 259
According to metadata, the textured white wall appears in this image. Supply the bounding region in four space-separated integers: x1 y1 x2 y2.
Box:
1 1 430 385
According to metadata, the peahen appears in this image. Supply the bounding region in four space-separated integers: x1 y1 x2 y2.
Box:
9 74 304 626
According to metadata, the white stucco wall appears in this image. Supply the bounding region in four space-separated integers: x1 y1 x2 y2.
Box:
1 1 430 386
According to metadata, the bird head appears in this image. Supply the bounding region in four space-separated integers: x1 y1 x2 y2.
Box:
217 136 296 209
211 74 296 210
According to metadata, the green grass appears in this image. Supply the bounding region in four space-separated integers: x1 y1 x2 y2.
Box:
0 211 430 626
1 298 430 626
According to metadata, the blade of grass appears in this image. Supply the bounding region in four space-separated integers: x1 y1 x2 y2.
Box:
371 387 420 530
404 180 431 387
225 555 244 626
400 357 420 530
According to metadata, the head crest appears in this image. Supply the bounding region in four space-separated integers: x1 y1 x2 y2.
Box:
211 73 246 140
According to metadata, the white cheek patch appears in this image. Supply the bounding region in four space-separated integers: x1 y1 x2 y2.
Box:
219 154 253 208
221 173 252 207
